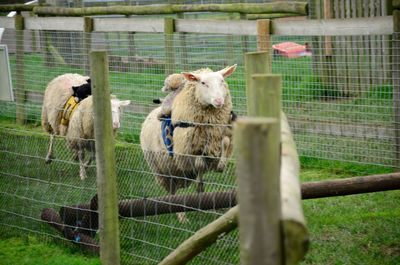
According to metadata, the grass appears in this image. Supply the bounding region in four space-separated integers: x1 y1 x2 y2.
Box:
0 236 100 265
0 124 399 264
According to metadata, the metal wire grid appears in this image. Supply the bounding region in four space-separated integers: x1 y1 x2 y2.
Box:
0 28 397 264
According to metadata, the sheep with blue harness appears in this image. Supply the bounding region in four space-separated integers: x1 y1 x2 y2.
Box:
140 65 237 222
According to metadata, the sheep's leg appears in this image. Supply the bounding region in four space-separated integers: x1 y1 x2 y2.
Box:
169 185 189 223
196 172 204 193
78 149 87 180
84 150 95 168
72 151 79 161
195 156 207 193
45 134 55 164
216 136 230 172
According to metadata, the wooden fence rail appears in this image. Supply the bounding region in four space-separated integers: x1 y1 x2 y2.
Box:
0 2 308 16
0 15 393 36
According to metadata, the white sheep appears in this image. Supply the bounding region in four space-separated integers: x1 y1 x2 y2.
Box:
41 73 90 164
66 95 130 180
140 64 237 222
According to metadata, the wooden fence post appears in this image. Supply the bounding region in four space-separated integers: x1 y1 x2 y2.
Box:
245 51 270 115
394 10 400 171
235 117 281 265
84 17 93 76
90 50 121 265
245 52 308 264
15 12 25 125
257 19 271 73
164 17 175 75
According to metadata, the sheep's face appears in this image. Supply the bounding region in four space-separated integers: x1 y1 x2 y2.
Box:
111 99 131 129
182 64 237 108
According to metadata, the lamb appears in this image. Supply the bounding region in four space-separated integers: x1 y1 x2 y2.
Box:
140 64 237 222
152 73 186 120
72 78 91 103
41 73 90 164
66 95 131 180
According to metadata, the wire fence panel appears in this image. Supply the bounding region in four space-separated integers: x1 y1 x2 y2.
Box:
0 24 397 264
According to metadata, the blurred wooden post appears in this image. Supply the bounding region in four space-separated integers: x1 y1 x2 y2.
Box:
235 117 281 265
245 52 309 264
241 13 249 54
15 13 25 125
90 51 121 265
324 0 332 56
256 19 271 73
164 17 175 75
394 10 400 171
177 8 188 68
84 17 93 76
245 51 270 115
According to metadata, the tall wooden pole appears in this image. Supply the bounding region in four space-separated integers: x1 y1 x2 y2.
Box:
15 13 25 125
164 17 175 75
235 117 281 265
256 19 271 73
90 50 121 265
394 10 400 171
84 17 93 76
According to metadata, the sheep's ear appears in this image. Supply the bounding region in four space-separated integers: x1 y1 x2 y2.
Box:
119 100 131 106
182 72 199 82
218 64 237 78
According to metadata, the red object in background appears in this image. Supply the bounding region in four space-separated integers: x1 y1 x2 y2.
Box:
272 41 307 58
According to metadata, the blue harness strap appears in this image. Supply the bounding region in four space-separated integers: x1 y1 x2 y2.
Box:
161 115 174 157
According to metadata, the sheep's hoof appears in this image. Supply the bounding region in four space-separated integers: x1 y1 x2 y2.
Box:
79 168 87 180
196 182 204 193
216 159 227 172
45 156 53 164
176 212 189 223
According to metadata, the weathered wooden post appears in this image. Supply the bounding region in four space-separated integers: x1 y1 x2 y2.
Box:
256 19 271 73
15 12 25 125
90 50 121 265
235 117 281 265
84 17 93 76
245 52 309 264
393 9 400 171
164 17 175 75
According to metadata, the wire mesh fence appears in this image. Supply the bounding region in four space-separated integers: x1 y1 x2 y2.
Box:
0 23 397 264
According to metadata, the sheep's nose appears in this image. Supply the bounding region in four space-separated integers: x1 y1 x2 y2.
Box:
214 98 223 107
113 121 120 128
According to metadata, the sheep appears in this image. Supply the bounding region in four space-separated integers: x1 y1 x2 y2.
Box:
140 64 237 222
66 95 131 180
41 73 90 164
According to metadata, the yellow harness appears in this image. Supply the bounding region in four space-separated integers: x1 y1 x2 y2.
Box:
61 96 79 126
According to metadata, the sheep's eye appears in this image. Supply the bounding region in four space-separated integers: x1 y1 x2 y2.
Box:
201 81 206 86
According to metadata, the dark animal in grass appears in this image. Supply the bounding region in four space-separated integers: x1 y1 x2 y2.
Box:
72 79 91 103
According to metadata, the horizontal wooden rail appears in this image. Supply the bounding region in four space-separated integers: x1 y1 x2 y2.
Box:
272 16 393 36
59 172 400 221
0 4 35 12
93 17 164 32
174 18 257 35
0 2 307 15
0 16 392 36
24 17 84 31
30 2 307 17
0 17 14 29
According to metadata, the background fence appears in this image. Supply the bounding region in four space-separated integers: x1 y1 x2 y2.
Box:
0 9 398 265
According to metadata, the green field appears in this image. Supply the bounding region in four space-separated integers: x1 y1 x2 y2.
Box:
0 121 399 264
